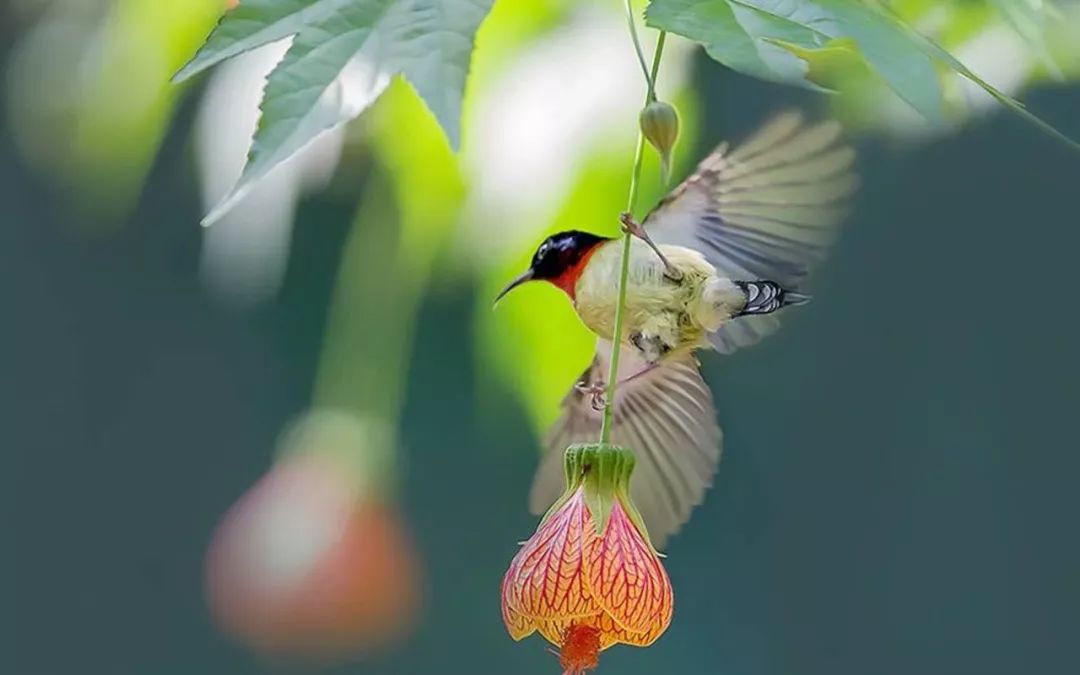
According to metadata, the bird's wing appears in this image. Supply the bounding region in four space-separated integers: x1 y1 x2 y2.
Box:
531 340 721 550
644 110 857 353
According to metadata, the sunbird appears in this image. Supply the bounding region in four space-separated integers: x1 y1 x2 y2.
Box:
496 111 857 548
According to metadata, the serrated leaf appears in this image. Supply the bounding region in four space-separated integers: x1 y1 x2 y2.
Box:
173 0 355 82
178 0 494 225
646 0 944 121
647 0 1080 151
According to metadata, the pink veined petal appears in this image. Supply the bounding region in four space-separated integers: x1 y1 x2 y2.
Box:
584 500 673 643
505 489 602 621
594 610 661 649
501 554 536 641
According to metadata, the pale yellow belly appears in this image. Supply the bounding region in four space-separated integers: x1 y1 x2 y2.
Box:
573 239 718 352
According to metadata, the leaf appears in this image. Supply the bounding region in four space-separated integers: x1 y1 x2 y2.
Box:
646 0 945 121
647 0 1080 150
989 0 1063 79
641 0 822 87
873 0 1080 152
174 0 355 82
761 36 874 91
176 0 494 225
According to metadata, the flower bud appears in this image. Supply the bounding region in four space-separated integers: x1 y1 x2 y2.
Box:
639 100 680 184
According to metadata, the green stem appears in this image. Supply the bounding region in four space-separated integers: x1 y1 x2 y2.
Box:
647 31 666 101
599 24 667 444
623 0 651 95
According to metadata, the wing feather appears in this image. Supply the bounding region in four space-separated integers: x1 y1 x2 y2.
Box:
530 342 722 550
644 110 857 354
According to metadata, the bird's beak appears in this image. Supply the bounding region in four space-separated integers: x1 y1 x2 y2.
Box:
493 269 534 307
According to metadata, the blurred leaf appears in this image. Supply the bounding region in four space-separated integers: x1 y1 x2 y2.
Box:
929 1 996 49
6 0 223 227
316 81 466 436
762 36 876 90
315 168 412 427
176 0 494 225
646 0 945 120
876 0 1080 150
990 0 1063 78
1043 2 1080 80
369 80 468 285
647 0 1080 149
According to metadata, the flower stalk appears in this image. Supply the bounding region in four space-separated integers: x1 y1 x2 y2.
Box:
599 9 668 444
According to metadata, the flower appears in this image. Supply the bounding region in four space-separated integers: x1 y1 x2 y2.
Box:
502 444 673 672
205 411 420 657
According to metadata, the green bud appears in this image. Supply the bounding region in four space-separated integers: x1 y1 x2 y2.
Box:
639 100 680 184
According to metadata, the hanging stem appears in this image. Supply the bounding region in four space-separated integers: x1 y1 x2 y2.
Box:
599 12 667 444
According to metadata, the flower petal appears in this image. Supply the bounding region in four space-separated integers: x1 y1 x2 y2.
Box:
500 553 536 641
585 500 673 643
505 489 602 621
535 618 571 646
594 611 658 649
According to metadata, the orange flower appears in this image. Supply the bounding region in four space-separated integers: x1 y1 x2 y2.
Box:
205 412 420 658
502 444 673 673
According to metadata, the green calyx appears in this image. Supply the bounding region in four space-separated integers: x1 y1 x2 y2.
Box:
541 443 652 541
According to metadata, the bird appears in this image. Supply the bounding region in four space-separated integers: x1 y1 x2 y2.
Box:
495 111 858 548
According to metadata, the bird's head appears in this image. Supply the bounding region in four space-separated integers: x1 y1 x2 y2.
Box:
495 230 609 303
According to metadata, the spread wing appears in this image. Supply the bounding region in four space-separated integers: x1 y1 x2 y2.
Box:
644 110 857 354
530 340 721 550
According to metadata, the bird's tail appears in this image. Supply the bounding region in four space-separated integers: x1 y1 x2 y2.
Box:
733 280 810 317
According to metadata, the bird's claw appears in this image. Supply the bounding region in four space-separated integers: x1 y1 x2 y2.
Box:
619 211 642 237
618 211 684 282
574 381 607 411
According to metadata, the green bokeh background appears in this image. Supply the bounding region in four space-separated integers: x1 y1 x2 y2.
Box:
4 2 1080 674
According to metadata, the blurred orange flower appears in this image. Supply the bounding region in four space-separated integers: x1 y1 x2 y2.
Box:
205 412 419 658
502 444 673 673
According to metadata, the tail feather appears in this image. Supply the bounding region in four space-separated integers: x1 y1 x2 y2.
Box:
783 290 811 307
733 280 810 317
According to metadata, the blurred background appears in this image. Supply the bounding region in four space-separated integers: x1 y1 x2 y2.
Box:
4 0 1080 674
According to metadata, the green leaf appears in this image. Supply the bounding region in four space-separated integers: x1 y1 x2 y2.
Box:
989 0 1063 79
873 0 1080 152
761 36 875 90
173 0 355 82
646 0 944 121
642 0 822 87
647 0 1080 151
176 0 494 225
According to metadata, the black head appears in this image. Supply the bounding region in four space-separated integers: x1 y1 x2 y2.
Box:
529 231 608 280
495 230 608 303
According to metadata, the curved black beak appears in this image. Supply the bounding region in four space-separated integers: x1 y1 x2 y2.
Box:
493 269 535 307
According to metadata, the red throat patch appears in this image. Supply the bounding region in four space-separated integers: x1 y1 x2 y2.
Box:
548 243 601 301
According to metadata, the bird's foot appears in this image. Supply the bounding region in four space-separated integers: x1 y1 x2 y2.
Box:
574 381 607 411
575 365 661 410
619 211 684 282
